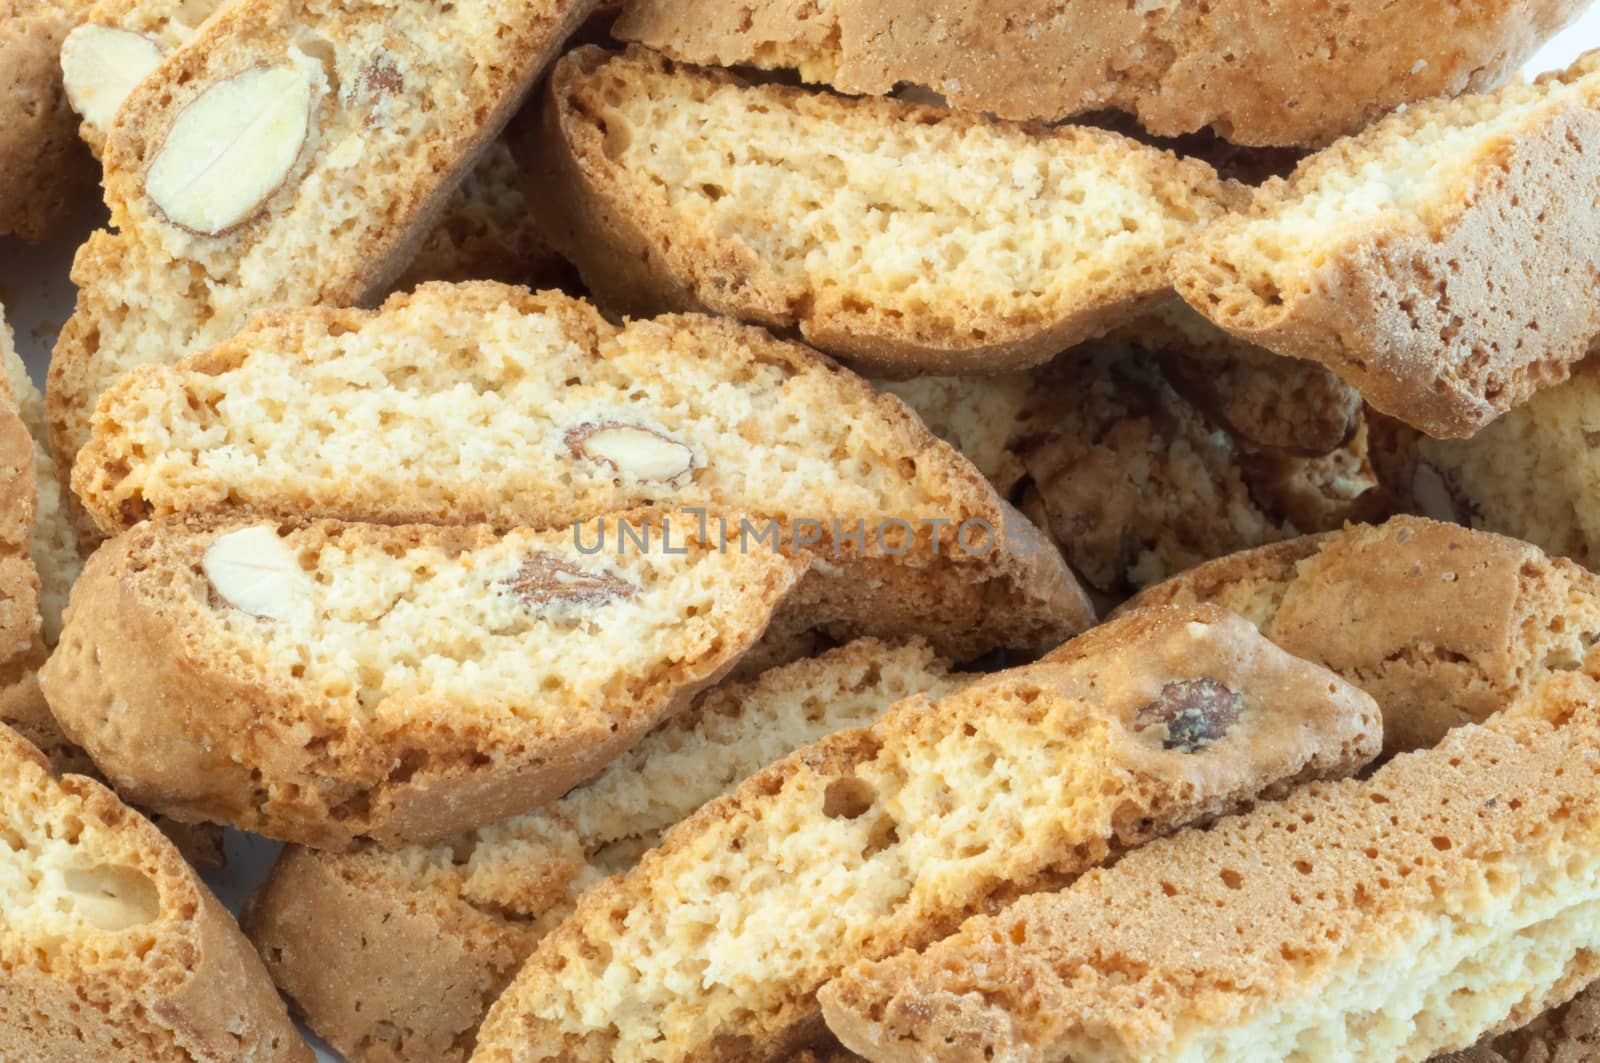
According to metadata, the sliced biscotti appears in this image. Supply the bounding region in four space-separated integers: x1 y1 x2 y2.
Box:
45 0 595 488
1478 980 1600 1061
73 282 1093 658
469 604 1381 1063
1176 51 1600 439
821 670 1600 1062
244 639 962 1063
0 329 47 769
0 724 308 1061
521 45 1235 374
0 0 97 240
39 513 805 849
616 0 1584 147
1370 356 1600 572
1128 517 1600 753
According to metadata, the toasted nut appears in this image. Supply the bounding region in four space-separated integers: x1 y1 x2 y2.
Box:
504 554 636 608
62 866 161 931
202 525 312 620
1134 678 1243 752
566 423 696 483
60 25 165 134
145 64 314 235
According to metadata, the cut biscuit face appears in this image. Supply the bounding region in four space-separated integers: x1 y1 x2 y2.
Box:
40 514 809 848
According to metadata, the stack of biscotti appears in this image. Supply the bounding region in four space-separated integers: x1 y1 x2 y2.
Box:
1127 516 1600 753
243 638 966 1063
0 723 305 1061
58 0 573 293
69 281 1093 659
818 668 1600 1062
45 0 597 501
468 604 1381 1062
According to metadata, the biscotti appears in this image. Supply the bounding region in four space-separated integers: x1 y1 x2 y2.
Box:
1176 50 1600 439
468 604 1381 1063
520 45 1235 374
881 342 1381 601
73 281 1094 658
39 513 805 848
1370 356 1600 572
1478 979 1600 1061
1128 517 1600 752
0 723 308 1060
244 638 962 1063
615 0 1585 147
0 326 47 771
820 670 1600 1062
0 0 97 240
45 0 595 492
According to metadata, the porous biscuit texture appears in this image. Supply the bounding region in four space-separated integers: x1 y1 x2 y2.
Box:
245 639 962 1063
39 513 806 848
522 45 1235 374
1128 517 1600 753
0 724 308 1061
1176 50 1600 439
46 0 596 491
75 282 1093 659
0 325 49 774
0 0 97 240
820 671 1600 1063
469 604 1380 1063
615 0 1586 146
1369 356 1600 572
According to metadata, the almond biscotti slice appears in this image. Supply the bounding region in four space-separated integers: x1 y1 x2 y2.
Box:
244 639 963 1063
0 0 97 240
520 45 1235 375
0 723 309 1061
39 512 805 849
73 282 1093 659
1176 51 1600 439
1369 356 1600 573
821 670 1600 1063
1128 516 1600 753
45 0 594 489
616 0 1585 147
468 604 1381 1063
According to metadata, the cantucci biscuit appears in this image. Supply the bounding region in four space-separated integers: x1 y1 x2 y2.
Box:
520 45 1235 374
820 671 1600 1062
73 282 1093 659
39 513 806 848
881 342 1380 601
0 0 96 240
614 0 1585 147
468 605 1380 1063
45 0 594 491
1369 356 1600 572
1175 51 1600 439
0 326 47 770
0 723 307 1060
244 639 962 1063
1128 517 1600 752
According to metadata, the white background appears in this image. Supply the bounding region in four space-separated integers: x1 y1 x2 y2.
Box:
2 10 1599 1060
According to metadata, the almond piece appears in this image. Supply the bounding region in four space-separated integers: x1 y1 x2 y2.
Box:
202 525 312 620
60 25 166 134
504 554 637 608
1133 678 1244 753
566 423 696 483
145 64 314 235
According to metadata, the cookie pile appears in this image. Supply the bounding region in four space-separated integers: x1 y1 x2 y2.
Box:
3 1 1600 1060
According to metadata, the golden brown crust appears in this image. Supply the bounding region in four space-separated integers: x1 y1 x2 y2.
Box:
1175 53 1600 439
0 724 309 1061
471 604 1380 1062
1126 517 1600 752
40 514 806 848
614 0 1585 147
0 1 97 241
820 672 1600 1062
46 0 597 499
519 46 1232 375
